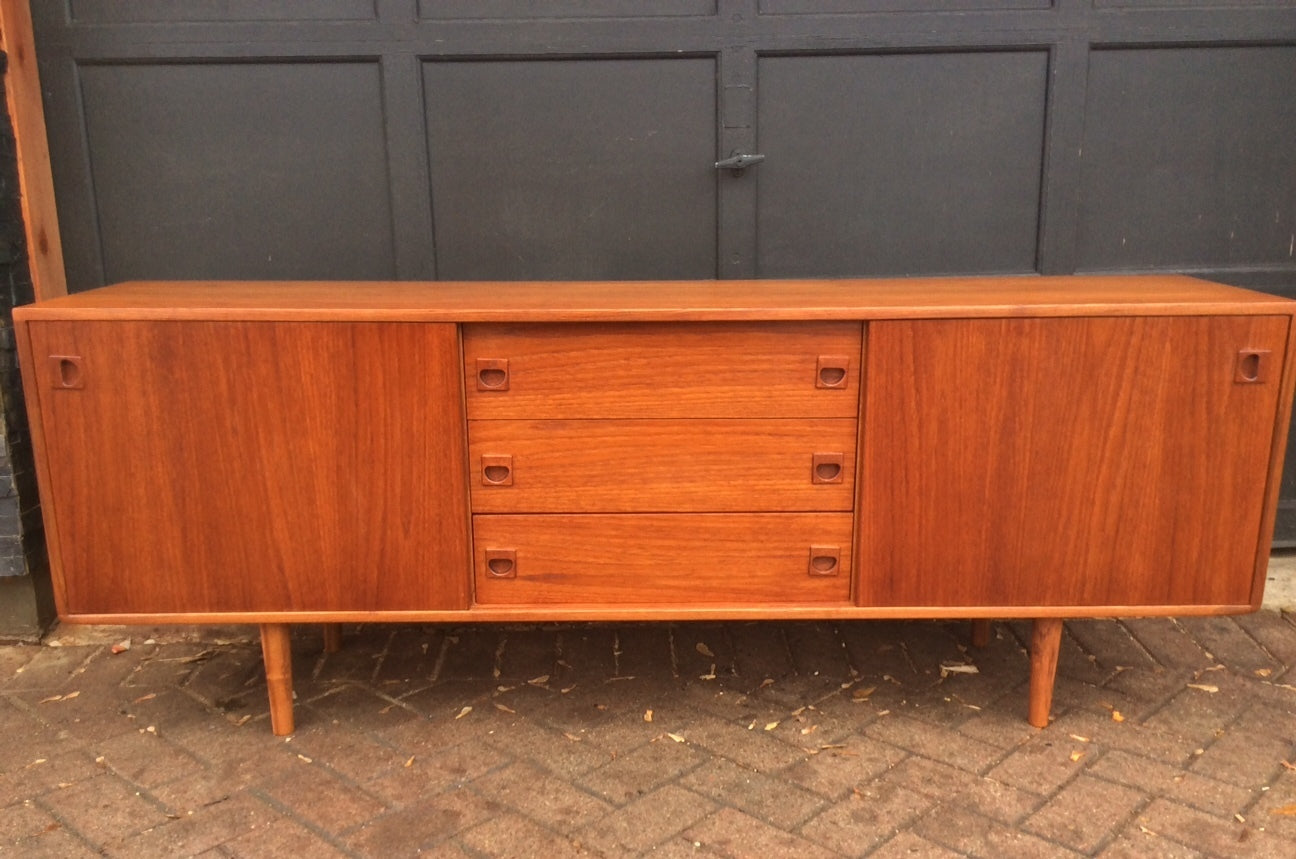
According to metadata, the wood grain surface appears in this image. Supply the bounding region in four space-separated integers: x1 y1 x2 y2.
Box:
23 320 471 614
468 418 857 512
473 513 853 605
464 322 862 418
15 276 1292 322
0 0 67 299
860 315 1290 608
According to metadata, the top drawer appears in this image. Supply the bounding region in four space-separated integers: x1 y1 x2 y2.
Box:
463 322 863 419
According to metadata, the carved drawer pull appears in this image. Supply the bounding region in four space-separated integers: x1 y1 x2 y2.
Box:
485 549 517 578
476 358 509 391
808 546 840 577
816 355 850 389
49 355 84 390
812 452 844 484
481 454 513 486
1235 349 1270 384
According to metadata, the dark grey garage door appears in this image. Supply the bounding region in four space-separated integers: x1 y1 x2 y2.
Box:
28 0 1296 535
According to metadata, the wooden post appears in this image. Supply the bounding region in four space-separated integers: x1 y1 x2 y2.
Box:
1028 617 1063 728
322 623 343 654
259 623 295 736
0 0 68 299
970 618 992 648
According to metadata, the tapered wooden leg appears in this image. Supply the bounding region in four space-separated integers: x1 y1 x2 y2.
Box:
260 623 295 736
322 623 343 654
1028 618 1064 728
970 619 992 648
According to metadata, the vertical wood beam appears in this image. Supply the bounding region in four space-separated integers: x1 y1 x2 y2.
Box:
0 0 67 299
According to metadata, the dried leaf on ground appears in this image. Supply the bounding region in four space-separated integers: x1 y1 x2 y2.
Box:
696 642 715 658
494 702 516 714
759 678 775 689
1111 710 1125 722
666 732 686 743
939 662 979 677
1187 683 1219 693
643 709 653 722
454 706 472 719
405 756 415 768
851 686 877 701
38 692 80 704
1069 750 1085 762
764 721 780 731
528 675 550 686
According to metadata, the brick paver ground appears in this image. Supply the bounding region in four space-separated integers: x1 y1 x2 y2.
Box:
1 613 1294 857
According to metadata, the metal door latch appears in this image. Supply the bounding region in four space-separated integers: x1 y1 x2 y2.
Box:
714 152 765 173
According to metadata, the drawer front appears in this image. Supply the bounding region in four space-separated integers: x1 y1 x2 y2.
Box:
473 513 853 605
463 322 862 419
469 418 857 513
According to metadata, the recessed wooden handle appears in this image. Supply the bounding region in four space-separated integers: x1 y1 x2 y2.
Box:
816 355 850 389
49 355 84 390
476 358 510 391
1235 349 1270 384
481 454 513 486
485 549 517 579
808 546 840 577
812 452 844 484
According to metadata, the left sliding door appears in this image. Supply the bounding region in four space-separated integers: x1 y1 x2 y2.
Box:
21 320 470 617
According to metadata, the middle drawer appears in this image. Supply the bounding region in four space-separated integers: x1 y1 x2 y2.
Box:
468 418 857 513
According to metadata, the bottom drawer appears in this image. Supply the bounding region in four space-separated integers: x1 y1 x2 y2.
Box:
473 513 852 605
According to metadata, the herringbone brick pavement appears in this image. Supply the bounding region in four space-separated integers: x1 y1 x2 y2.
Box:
1 614 1294 857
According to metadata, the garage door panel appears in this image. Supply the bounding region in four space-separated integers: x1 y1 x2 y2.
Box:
755 51 1049 278
69 1 375 23
424 58 717 280
78 62 395 282
1078 46 1296 271
419 0 715 18
760 0 1047 13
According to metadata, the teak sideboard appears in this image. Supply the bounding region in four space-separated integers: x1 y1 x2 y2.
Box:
13 276 1296 736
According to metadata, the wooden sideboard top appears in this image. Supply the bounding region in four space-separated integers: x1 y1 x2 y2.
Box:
14 275 1295 322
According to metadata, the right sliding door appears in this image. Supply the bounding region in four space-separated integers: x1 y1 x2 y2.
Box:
860 315 1289 610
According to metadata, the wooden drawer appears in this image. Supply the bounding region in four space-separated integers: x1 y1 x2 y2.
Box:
463 322 862 419
468 418 856 512
472 513 852 605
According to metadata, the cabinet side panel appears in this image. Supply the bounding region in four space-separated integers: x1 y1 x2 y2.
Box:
12 319 70 612
26 320 470 614
860 316 1289 609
